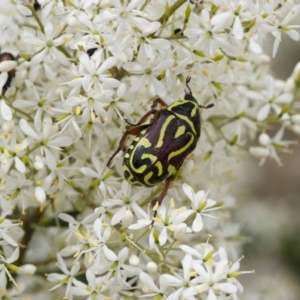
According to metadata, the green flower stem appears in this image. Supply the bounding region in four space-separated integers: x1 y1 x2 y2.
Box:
141 0 151 11
27 2 44 33
57 45 72 59
56 24 68 38
135 228 150 243
5 101 34 122
18 23 40 31
159 0 188 24
164 239 177 257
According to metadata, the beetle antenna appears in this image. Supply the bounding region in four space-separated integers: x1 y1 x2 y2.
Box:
185 76 192 95
199 103 214 109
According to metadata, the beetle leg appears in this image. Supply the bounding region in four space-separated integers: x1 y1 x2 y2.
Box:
151 176 174 224
124 108 157 126
152 97 168 109
124 98 167 127
199 103 214 109
107 124 150 168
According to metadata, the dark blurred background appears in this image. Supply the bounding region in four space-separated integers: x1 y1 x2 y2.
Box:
239 33 300 300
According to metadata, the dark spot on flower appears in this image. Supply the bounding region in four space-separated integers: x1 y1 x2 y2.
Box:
0 52 16 95
34 0 41 11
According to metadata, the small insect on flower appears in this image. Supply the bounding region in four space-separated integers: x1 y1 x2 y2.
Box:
0 52 16 95
34 0 41 11
107 77 213 222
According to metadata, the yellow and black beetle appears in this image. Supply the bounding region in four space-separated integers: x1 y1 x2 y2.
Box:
107 77 213 218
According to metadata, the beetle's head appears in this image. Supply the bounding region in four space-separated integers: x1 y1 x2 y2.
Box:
184 93 198 103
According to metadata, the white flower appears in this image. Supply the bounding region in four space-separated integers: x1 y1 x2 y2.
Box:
160 254 199 299
24 22 71 65
19 117 73 171
77 53 120 92
185 9 234 56
13 79 57 132
182 184 218 232
219 247 254 294
250 127 296 166
47 253 80 300
105 83 134 120
249 77 293 121
80 154 118 198
93 246 139 283
193 258 238 299
180 243 215 264
0 247 20 287
129 203 193 249
211 0 250 40
71 270 114 299
123 45 174 97
95 0 152 37
0 210 21 247
0 100 12 121
271 4 300 57
139 271 168 297
102 180 149 226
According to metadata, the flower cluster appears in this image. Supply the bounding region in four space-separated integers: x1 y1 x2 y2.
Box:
0 0 300 298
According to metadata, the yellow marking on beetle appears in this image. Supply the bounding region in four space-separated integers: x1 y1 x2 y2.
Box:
123 165 133 179
139 137 152 148
191 105 197 117
123 165 139 185
131 164 147 174
168 135 195 160
168 164 176 174
175 125 185 139
175 114 196 134
141 153 157 163
155 115 175 148
167 101 198 134
155 161 163 176
129 145 134 149
144 171 153 185
124 153 130 158
128 149 155 174
134 137 140 142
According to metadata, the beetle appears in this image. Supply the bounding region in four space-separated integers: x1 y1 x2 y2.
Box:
107 77 213 219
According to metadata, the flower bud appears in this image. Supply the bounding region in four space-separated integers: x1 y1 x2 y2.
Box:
249 146 270 158
147 261 158 273
34 160 44 170
129 255 140 266
122 210 133 228
0 60 17 72
257 54 270 65
68 16 78 27
258 133 270 146
35 186 46 203
18 264 37 274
